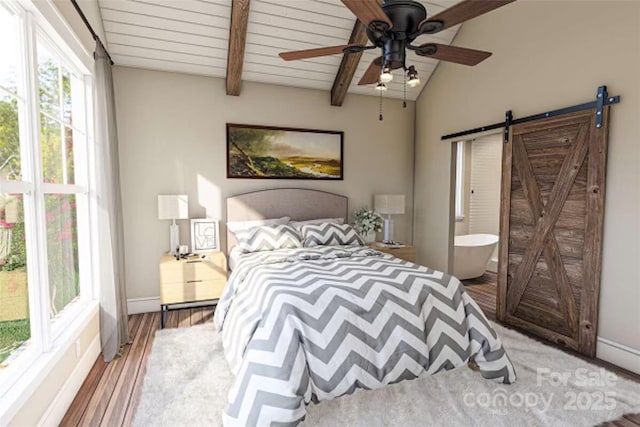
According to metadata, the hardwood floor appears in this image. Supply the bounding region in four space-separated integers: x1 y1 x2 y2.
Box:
463 272 640 427
60 307 214 427
462 272 499 321
62 279 639 426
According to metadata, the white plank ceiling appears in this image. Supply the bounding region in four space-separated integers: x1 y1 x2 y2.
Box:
98 0 463 101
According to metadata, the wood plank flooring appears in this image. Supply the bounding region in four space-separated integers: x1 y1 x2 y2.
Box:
62 278 639 427
462 272 499 321
60 307 214 427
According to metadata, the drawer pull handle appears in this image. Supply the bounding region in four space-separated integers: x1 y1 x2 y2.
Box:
187 260 202 264
187 280 203 284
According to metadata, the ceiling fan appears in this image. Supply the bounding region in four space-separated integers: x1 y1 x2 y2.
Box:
279 0 516 88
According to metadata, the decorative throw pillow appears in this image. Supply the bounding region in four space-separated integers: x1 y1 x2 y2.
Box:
300 223 365 247
236 224 303 253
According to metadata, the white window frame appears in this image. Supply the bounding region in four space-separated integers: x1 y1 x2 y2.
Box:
35 27 92 340
454 140 465 221
0 0 97 409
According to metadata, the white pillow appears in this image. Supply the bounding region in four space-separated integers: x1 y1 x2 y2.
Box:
227 216 290 235
290 217 344 228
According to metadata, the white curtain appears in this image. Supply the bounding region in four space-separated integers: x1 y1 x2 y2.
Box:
94 41 129 361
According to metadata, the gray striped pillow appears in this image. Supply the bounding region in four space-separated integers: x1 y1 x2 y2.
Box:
236 224 303 253
300 223 365 247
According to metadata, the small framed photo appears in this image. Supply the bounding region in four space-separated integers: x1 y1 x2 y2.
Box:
190 219 220 253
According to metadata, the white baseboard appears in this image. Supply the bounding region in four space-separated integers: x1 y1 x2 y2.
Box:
487 258 498 273
596 337 640 375
127 297 161 314
38 334 101 426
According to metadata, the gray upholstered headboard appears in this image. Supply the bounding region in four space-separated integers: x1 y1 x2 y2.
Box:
226 188 348 254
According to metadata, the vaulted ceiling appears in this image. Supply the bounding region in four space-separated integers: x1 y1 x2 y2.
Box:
97 0 463 103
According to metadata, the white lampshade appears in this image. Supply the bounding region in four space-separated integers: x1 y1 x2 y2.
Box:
374 194 405 215
157 195 189 220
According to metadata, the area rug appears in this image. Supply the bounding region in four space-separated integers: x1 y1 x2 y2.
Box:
132 323 640 426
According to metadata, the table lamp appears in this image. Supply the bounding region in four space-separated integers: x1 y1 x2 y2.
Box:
157 195 189 255
374 194 405 243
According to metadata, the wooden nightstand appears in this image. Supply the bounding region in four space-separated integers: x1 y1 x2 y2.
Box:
368 242 416 263
159 251 227 328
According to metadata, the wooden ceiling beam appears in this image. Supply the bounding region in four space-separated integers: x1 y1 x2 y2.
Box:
330 20 369 107
226 0 251 96
331 0 383 106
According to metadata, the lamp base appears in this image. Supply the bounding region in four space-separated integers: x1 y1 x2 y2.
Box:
383 217 394 243
169 221 179 255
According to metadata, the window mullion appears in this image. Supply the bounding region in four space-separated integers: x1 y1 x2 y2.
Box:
41 183 87 195
0 85 26 104
0 180 33 194
22 11 53 353
76 74 93 303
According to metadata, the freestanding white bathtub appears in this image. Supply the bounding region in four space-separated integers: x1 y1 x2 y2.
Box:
453 234 499 280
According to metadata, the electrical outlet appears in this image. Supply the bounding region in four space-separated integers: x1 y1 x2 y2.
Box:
75 340 81 359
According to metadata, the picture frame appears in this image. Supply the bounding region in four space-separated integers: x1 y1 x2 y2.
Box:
190 219 220 253
226 123 344 180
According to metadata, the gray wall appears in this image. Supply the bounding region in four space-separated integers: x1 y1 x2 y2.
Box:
113 67 415 299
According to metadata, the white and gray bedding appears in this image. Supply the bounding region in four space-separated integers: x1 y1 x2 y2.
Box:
214 245 517 426
227 246 243 271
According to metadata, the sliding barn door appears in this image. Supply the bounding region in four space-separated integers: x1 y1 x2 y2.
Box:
497 108 609 357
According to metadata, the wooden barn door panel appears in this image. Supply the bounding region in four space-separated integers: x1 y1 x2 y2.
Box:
497 108 608 357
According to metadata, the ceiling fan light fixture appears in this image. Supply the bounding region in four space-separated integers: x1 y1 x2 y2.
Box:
277 0 516 119
407 76 420 88
407 66 420 88
380 66 393 83
375 82 388 91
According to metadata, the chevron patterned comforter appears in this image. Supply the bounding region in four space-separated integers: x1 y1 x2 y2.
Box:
214 245 516 426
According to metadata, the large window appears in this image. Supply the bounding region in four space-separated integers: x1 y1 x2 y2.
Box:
0 0 92 376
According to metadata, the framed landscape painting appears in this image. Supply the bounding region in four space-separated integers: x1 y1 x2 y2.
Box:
226 123 343 180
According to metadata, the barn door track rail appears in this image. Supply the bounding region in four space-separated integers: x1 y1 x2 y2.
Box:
441 85 620 143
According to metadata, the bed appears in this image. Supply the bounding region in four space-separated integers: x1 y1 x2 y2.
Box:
214 188 516 426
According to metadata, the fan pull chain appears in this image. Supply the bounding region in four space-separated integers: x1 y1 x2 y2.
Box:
379 88 383 121
403 72 407 108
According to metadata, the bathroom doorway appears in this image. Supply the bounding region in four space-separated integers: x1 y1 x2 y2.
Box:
451 133 503 283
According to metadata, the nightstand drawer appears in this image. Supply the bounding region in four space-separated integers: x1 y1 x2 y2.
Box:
368 243 416 263
159 251 228 327
160 258 227 283
160 279 226 305
384 247 416 263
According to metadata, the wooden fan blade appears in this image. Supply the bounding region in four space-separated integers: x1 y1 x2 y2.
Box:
341 0 392 28
416 43 492 66
418 0 515 34
279 44 363 61
358 57 383 85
